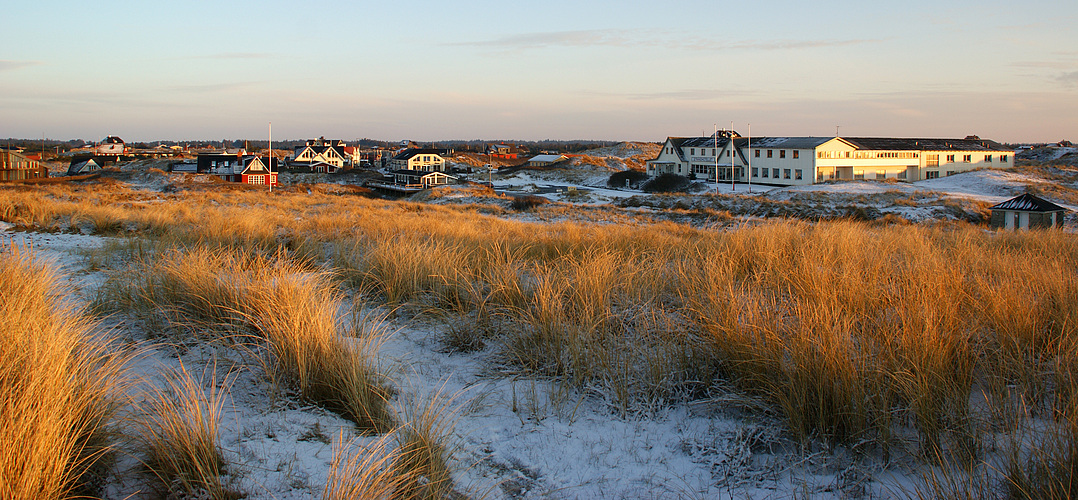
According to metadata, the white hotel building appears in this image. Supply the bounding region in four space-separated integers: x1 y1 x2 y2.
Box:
646 132 1014 185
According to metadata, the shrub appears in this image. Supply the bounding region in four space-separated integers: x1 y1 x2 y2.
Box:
510 195 548 211
641 173 691 193
607 170 648 189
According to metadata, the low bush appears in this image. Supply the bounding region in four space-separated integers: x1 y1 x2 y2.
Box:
510 195 549 211
641 173 691 193
607 170 648 189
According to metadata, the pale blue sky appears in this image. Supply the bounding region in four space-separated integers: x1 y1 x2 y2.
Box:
1 0 1075 142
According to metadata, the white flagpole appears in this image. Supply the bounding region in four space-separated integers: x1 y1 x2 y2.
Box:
747 123 752 193
730 121 735 191
268 122 273 192
714 123 719 192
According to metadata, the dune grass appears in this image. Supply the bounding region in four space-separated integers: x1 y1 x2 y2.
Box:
0 244 133 498
94 246 395 432
9 178 1078 495
135 361 240 498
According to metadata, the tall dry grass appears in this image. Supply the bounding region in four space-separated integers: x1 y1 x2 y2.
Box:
95 246 394 432
135 361 240 498
0 244 133 498
13 177 1078 494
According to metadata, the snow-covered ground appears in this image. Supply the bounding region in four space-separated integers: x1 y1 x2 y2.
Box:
7 222 927 499
10 160 1074 498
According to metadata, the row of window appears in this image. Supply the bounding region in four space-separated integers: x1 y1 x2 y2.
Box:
754 149 799 159
751 167 802 180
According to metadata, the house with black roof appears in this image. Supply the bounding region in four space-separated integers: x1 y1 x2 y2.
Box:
646 132 1015 186
989 193 1066 230
389 148 448 172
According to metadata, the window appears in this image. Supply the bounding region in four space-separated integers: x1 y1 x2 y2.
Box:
249 175 265 185
854 170 864 180
926 171 939 179
784 169 791 179
780 150 786 159
762 168 769 178
946 171 955 176
985 155 992 162
767 150 773 158
795 169 803 180
946 154 955 162
726 150 731 157
752 167 759 177
690 148 695 155
773 168 779 178
793 150 799 159
1001 155 1009 162
963 154 972 162
876 171 886 180
755 150 760 158
711 149 716 156
694 164 709 175
898 169 907 180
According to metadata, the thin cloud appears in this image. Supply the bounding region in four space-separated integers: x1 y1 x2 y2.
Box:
174 53 272 61
452 29 878 52
0 60 42 72
1057 71 1078 86
166 82 257 94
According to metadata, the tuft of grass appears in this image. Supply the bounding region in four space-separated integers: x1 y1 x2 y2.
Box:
323 433 401 500
0 244 133 498
249 277 395 433
135 360 241 499
391 387 464 500
96 247 395 432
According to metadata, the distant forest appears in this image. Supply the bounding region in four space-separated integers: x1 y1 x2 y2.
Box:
2 137 633 154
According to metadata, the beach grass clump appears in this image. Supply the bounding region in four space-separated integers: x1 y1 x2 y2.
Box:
0 244 133 498
135 361 240 498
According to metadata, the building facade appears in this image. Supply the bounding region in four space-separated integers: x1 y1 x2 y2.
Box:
389 149 447 172
647 133 1014 186
0 150 48 181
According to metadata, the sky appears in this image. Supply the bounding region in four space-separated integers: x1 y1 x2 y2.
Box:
1 0 1075 143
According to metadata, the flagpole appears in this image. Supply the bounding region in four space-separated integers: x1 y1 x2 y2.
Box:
268 122 273 193
747 123 752 193
730 121 735 192
713 124 719 192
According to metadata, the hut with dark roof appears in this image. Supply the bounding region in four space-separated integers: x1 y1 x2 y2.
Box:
989 193 1066 230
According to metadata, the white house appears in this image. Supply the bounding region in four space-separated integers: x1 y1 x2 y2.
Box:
647 133 1014 186
389 149 447 172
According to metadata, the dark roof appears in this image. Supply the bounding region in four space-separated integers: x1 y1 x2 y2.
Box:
392 148 446 161
742 137 834 149
842 137 1011 152
990 193 1066 212
390 169 454 176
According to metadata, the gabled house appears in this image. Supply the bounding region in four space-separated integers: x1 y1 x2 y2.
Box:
989 193 1066 230
647 131 746 181
68 158 103 175
0 150 48 181
390 169 456 189
389 149 447 172
291 138 350 170
647 132 1015 186
526 154 569 167
236 157 277 186
95 136 127 156
488 144 527 159
195 152 277 185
